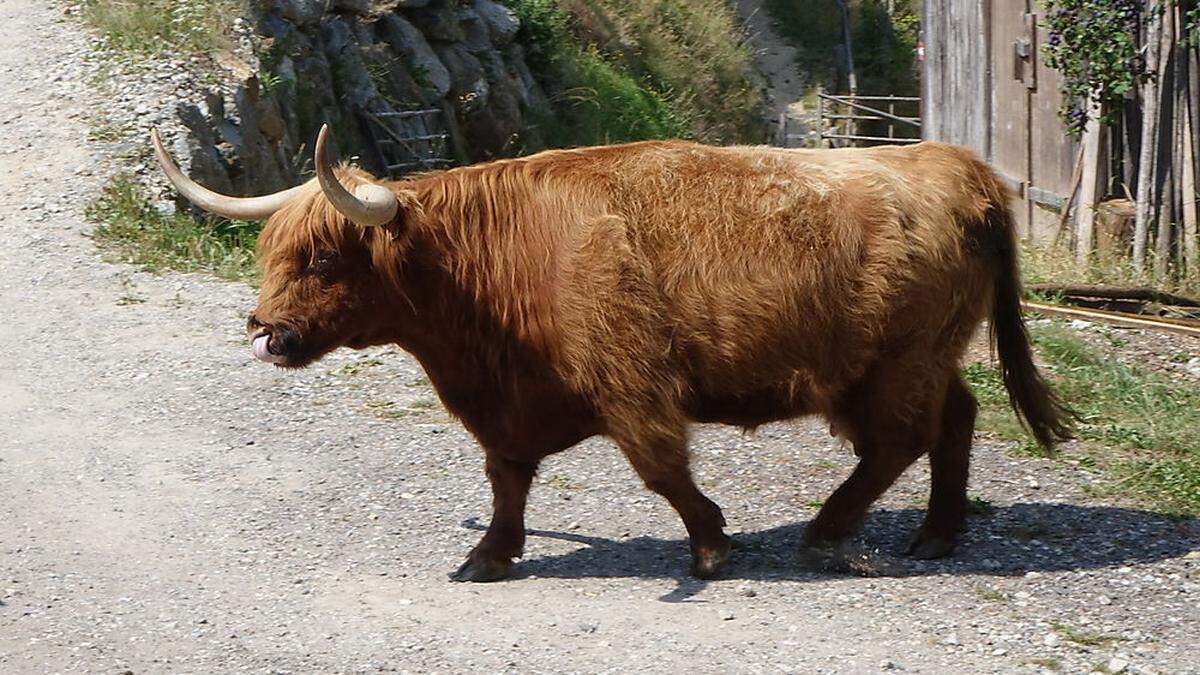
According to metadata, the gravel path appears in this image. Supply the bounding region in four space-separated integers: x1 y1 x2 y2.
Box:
1 2 1198 673
734 0 816 146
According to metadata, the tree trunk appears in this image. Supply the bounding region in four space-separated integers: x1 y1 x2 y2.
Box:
1184 43 1200 277
1076 97 1103 265
835 0 857 96
1133 4 1164 274
1154 6 1179 279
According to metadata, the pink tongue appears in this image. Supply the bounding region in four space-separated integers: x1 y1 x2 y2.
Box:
252 334 279 363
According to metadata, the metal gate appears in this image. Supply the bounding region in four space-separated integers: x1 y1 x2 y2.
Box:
817 94 921 146
362 108 455 178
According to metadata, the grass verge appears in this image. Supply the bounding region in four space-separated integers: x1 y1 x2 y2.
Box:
965 321 1200 515
78 0 242 57
87 174 260 282
1021 240 1200 299
506 0 763 145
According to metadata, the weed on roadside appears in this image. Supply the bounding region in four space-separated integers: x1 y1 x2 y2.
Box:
87 174 260 282
79 0 243 57
1051 622 1122 647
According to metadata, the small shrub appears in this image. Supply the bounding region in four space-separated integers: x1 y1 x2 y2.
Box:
87 174 260 281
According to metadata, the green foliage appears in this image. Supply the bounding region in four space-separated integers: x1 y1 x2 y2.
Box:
504 0 762 145
87 175 260 282
764 0 919 96
966 321 1200 514
580 0 766 142
852 0 920 96
506 0 687 144
1189 4 1200 47
79 0 242 57
1040 0 1145 135
558 47 690 143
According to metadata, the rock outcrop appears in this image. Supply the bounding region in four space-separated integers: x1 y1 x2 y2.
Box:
170 0 547 195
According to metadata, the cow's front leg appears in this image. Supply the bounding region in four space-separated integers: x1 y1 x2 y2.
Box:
616 428 731 579
450 453 537 582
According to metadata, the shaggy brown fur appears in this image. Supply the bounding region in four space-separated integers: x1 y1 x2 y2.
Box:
246 139 1071 581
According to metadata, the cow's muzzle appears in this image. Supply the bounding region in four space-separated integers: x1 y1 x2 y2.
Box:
247 315 299 365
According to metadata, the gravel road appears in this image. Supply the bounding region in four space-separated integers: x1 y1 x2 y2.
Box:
1 2 1198 673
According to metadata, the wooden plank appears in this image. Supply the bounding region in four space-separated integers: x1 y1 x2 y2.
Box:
990 0 1033 237
1023 301 1200 338
1054 144 1085 245
1154 8 1179 279
920 0 988 155
1026 283 1200 307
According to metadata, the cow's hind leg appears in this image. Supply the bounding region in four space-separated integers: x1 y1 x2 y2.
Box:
450 453 537 582
614 425 731 579
907 373 977 559
805 363 946 550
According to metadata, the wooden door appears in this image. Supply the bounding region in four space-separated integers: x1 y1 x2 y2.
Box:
989 0 1034 237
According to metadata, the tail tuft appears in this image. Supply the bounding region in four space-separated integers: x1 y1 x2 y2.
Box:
982 205 1075 451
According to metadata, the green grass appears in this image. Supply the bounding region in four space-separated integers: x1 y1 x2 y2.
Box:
966 322 1200 514
87 175 260 282
1051 621 1122 647
333 359 385 377
1025 657 1063 671
1021 240 1200 299
79 0 243 57
505 0 763 145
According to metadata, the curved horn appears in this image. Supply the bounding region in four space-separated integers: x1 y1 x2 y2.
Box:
151 129 306 220
314 124 399 228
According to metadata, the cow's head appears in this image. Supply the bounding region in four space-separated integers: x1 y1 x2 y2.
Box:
152 125 414 368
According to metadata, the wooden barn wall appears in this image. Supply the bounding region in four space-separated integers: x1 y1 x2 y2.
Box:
921 0 989 157
924 0 1081 241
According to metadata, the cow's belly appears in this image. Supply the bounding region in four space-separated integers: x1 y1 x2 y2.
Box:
686 385 816 428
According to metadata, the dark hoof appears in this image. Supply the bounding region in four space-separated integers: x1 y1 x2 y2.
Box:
905 531 957 560
690 537 732 579
449 556 513 583
798 538 853 572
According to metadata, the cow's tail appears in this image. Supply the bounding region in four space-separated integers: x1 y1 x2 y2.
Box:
979 201 1074 451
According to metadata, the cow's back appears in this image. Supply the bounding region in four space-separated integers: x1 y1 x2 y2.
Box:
593 141 995 420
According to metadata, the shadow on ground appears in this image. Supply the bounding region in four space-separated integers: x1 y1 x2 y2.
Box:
463 503 1199 601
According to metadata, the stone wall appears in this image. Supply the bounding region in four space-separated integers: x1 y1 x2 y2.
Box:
169 0 547 196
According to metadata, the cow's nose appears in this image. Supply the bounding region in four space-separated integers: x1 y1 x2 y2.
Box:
272 324 301 355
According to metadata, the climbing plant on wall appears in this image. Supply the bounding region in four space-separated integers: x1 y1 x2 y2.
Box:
1040 0 1147 136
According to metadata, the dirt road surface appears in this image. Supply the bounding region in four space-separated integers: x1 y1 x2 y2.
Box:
1 2 1198 672
734 0 812 145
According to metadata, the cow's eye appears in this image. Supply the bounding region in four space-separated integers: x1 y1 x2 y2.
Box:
308 250 338 275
